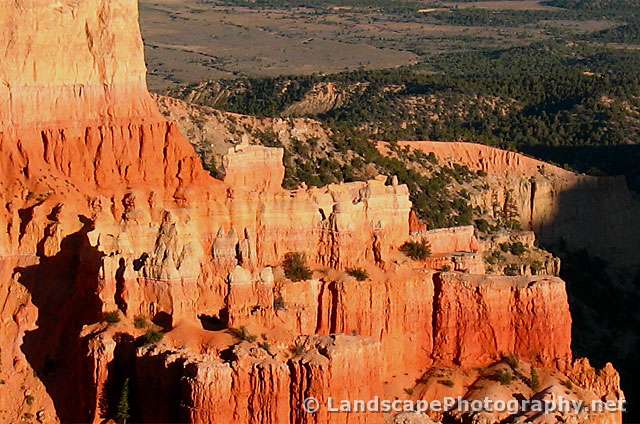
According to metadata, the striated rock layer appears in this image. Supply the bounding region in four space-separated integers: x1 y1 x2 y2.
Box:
0 1 624 424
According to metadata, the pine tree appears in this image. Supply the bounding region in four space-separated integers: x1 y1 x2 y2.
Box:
502 189 521 230
116 378 130 424
530 368 540 392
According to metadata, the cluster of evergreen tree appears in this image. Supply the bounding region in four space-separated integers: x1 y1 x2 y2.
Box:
430 9 577 27
548 0 640 42
214 0 423 15
216 0 640 33
176 40 640 181
545 0 640 11
190 41 640 147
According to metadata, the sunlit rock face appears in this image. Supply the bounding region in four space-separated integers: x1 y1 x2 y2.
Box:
0 0 160 130
0 1 624 424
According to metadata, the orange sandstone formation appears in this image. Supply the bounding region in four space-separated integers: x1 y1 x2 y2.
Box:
0 1 624 424
432 273 572 369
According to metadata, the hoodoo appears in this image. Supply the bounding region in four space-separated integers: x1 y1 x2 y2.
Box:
0 1 624 424
0 0 159 129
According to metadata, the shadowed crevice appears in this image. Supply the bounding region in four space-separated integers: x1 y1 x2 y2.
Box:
17 216 104 423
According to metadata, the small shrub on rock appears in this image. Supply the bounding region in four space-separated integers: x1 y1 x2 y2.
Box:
134 315 148 329
143 330 164 345
283 252 312 282
400 239 432 260
273 295 286 311
438 379 455 388
103 311 120 324
561 379 573 390
486 250 505 265
346 267 369 281
530 368 540 391
474 219 491 233
509 242 526 256
530 260 543 274
231 326 257 343
494 370 513 386
504 264 520 276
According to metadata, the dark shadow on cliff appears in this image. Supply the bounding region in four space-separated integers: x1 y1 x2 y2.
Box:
529 168 640 421
98 333 137 421
115 257 127 314
198 313 227 331
17 216 104 423
543 241 640 422
521 144 640 193
133 352 188 423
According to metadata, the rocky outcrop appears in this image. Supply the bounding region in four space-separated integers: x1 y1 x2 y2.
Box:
135 335 383 424
414 360 623 424
396 141 573 178
133 329 620 424
153 93 333 175
569 358 624 402
413 226 479 255
205 266 572 404
283 82 363 117
222 143 285 193
0 3 410 421
479 230 561 276
0 256 57 424
432 273 572 369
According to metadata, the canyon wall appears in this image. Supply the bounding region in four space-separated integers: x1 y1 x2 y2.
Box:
0 1 624 424
397 141 640 271
129 270 577 424
0 2 410 421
